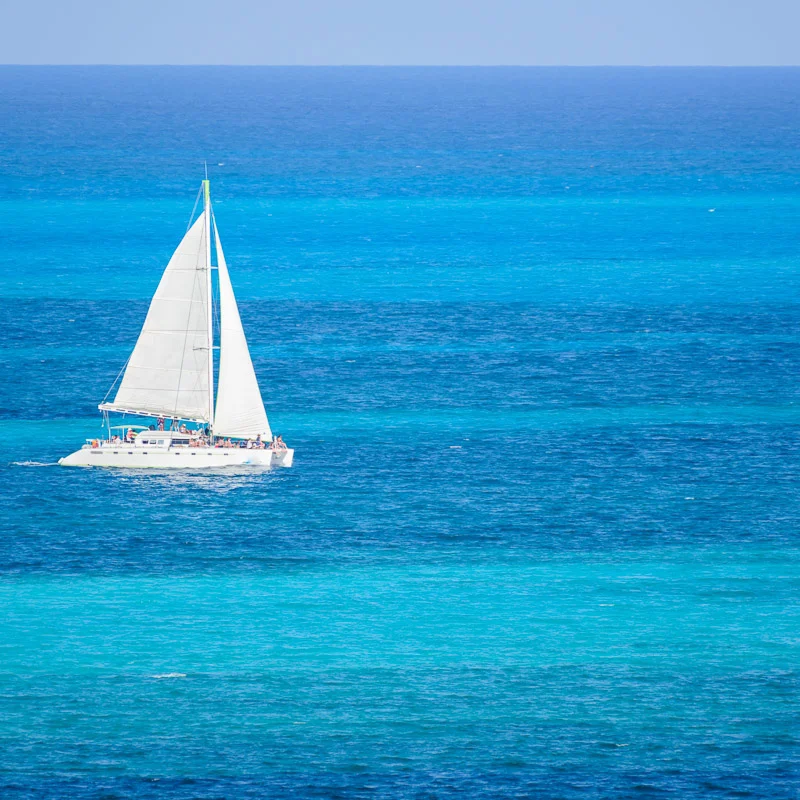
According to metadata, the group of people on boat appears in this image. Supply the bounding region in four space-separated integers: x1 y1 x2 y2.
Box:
89 426 288 451
234 433 288 451
206 433 287 450
153 417 203 434
189 433 288 450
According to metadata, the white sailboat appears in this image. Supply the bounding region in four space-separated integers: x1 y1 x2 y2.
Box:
59 179 293 469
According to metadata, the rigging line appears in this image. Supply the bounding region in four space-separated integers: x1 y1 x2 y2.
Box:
210 209 220 343
205 190 214 431
186 185 203 233
102 352 133 404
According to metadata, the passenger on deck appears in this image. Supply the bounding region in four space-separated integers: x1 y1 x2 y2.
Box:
157 417 165 431
126 428 136 443
179 424 188 434
276 434 287 450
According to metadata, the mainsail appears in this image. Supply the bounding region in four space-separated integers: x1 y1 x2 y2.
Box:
212 221 272 440
102 212 212 421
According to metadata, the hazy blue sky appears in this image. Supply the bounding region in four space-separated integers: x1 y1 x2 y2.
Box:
2 0 798 65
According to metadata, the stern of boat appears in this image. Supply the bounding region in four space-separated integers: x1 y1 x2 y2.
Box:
272 448 294 468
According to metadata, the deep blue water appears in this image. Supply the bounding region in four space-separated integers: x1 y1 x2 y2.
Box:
1 67 800 798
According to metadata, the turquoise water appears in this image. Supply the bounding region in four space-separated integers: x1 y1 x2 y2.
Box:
1 67 800 797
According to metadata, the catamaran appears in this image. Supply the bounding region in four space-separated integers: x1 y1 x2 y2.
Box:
59 179 293 469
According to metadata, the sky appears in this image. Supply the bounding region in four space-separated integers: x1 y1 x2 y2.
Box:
1 0 798 65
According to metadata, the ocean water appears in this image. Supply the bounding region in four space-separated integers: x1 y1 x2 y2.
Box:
1 67 800 798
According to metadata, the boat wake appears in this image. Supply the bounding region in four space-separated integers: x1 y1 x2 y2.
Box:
12 460 58 467
152 673 187 680
112 467 279 494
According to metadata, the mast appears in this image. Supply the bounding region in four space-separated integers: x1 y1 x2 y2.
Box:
203 177 214 435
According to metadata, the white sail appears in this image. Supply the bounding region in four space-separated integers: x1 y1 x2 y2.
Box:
212 221 272 440
102 213 212 421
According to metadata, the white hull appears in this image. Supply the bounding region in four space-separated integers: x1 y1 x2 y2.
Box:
59 446 294 469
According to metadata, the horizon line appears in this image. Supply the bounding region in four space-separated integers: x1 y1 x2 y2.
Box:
2 63 800 69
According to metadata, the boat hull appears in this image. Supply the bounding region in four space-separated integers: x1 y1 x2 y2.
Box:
58 446 278 469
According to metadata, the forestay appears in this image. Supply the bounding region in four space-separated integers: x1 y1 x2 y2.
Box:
104 214 212 421
212 222 272 440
